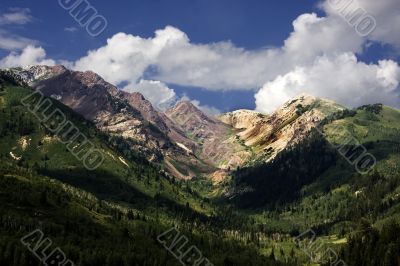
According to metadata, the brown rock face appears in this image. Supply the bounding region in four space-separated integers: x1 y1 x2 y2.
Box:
219 109 267 130
221 94 345 162
14 65 173 161
165 101 252 170
121 92 169 132
165 101 221 139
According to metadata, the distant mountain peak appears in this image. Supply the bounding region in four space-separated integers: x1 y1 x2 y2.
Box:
170 100 201 113
166 100 214 125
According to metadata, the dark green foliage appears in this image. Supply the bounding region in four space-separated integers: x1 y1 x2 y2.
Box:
339 220 400 266
0 167 287 266
357 103 384 114
232 131 337 207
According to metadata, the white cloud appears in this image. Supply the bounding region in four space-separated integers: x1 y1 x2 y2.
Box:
283 13 363 61
253 0 400 112
0 45 55 68
322 0 400 48
74 27 188 86
255 53 400 113
123 79 177 111
71 10 399 111
72 10 366 91
0 8 32 25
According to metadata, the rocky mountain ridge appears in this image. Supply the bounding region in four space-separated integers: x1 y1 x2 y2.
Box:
221 94 345 163
4 65 346 181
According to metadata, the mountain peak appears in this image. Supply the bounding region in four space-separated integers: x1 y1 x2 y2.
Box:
166 100 213 124
6 65 68 85
173 100 200 111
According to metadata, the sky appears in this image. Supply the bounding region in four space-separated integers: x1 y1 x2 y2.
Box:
0 0 399 115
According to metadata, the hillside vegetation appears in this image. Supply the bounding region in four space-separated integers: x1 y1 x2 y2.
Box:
1 71 400 265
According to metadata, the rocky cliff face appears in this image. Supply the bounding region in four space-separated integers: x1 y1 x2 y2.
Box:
220 94 345 163
165 101 252 170
219 109 267 130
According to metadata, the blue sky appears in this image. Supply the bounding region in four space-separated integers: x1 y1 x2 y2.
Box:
0 0 399 114
0 0 321 56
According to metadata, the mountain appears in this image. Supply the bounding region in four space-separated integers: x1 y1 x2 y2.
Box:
8 66 172 160
230 102 400 206
165 101 250 170
6 66 217 180
3 66 260 179
2 65 400 266
224 94 345 164
0 66 360 181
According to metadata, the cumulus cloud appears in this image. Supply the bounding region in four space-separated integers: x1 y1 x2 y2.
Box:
72 15 363 91
322 0 400 48
0 45 55 68
282 13 363 61
74 27 188 86
69 0 400 112
123 79 177 111
72 5 371 90
255 53 400 113
254 0 400 112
